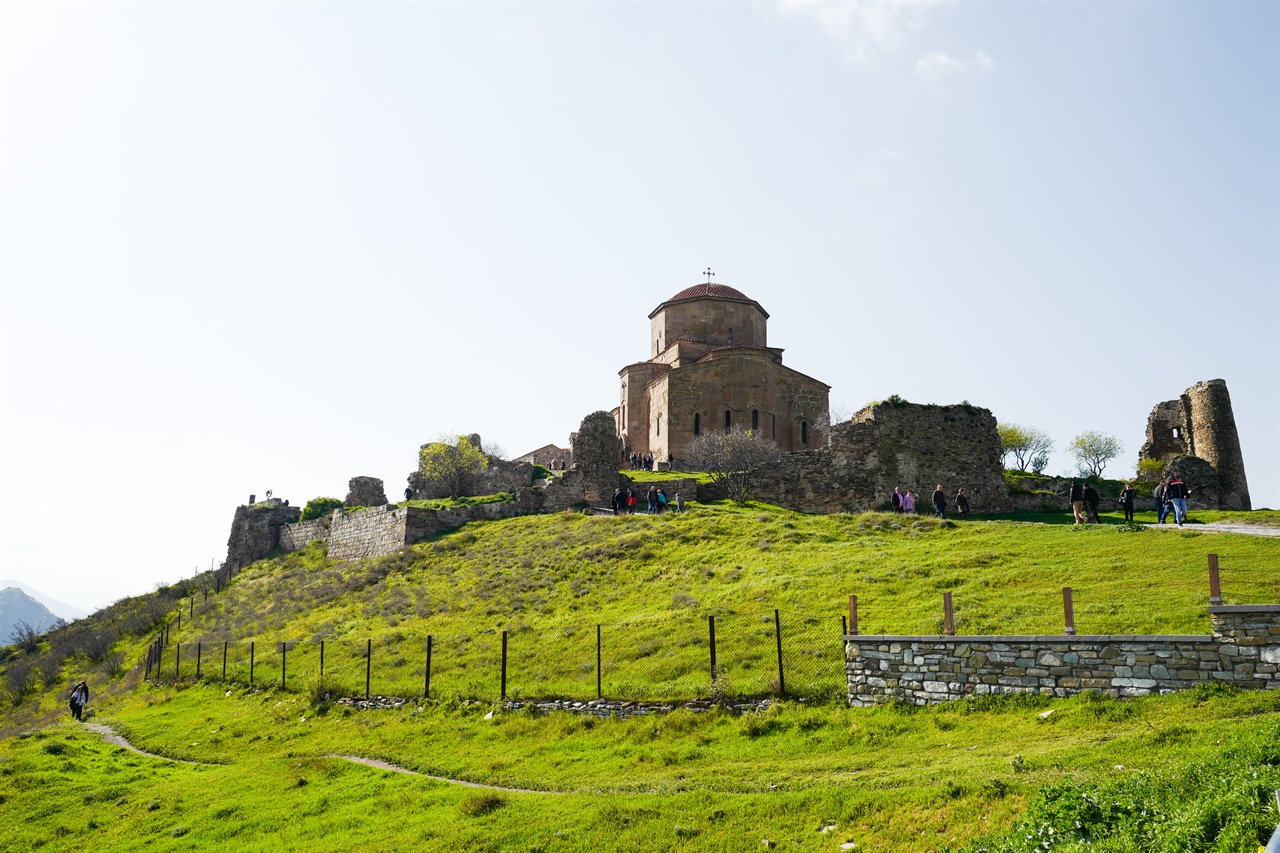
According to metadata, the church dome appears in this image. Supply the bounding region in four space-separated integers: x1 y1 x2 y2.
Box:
666 282 752 303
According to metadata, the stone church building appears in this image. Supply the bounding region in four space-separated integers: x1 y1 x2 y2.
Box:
615 282 830 463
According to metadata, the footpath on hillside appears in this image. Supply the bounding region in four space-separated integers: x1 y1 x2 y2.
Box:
1144 522 1280 537
81 722 554 793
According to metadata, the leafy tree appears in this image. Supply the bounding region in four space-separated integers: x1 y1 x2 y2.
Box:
1070 431 1123 478
682 427 782 504
998 423 1055 471
1030 450 1050 474
419 434 488 498
300 497 343 522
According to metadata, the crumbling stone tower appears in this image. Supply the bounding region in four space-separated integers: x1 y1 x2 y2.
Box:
1138 379 1250 510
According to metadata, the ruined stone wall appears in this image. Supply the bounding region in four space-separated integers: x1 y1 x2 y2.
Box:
1184 380 1251 510
846 605 1280 706
224 500 301 570
572 411 625 505
344 476 387 508
406 456 535 501
278 516 330 552
755 402 1010 514
1138 379 1250 510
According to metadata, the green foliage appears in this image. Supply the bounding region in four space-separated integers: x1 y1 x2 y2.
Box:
532 465 552 480
418 434 488 498
997 423 1054 472
1137 457 1165 481
400 492 514 510
299 497 343 522
884 394 909 406
1070 430 1124 478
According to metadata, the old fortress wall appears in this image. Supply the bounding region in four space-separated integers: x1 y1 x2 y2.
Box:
1138 379 1251 510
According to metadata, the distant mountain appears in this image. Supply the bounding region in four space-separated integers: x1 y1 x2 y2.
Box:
1 580 90 622
0 587 63 642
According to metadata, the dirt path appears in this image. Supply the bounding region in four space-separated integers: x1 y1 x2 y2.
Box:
329 754 560 794
82 723 554 793
83 723 207 765
1146 522 1280 537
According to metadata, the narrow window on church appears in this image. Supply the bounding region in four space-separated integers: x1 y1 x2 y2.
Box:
725 410 732 431
752 409 759 431
728 328 734 345
694 413 700 435
1172 428 1180 438
801 421 809 445
656 415 661 436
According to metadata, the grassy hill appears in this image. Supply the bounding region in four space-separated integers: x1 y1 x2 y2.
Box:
1 502 1278 851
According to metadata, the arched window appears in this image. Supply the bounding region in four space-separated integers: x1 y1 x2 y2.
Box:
801 421 809 445
693 413 700 435
752 409 759 431
656 414 661 436
728 327 734 345
725 410 732 431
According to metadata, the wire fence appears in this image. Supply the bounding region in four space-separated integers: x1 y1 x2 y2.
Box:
142 609 847 703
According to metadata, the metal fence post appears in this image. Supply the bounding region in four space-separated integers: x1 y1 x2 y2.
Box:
943 592 955 636
190 598 194 619
596 624 602 700
1209 553 1223 605
365 639 372 700
250 641 255 686
774 609 786 697
176 643 181 680
145 644 152 680
196 642 202 679
222 641 228 681
281 642 287 690
501 631 508 701
1063 587 1077 635
708 615 717 683
319 639 325 686
424 636 432 699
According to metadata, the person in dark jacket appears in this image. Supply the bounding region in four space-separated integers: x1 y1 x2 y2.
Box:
611 488 623 516
891 487 902 513
1069 481 1086 524
69 681 88 722
1166 472 1190 526
1083 483 1100 523
647 485 659 514
1154 479 1169 523
1119 483 1136 523
956 488 970 521
932 485 947 519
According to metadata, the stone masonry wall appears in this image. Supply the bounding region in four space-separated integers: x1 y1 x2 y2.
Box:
846 605 1280 706
224 500 301 570
755 401 1010 514
278 517 330 552
1138 379 1251 511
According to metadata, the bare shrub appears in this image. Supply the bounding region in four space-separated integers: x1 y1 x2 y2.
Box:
3 660 34 706
35 648 67 686
8 621 41 654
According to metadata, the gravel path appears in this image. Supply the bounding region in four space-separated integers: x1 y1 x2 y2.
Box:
330 754 559 794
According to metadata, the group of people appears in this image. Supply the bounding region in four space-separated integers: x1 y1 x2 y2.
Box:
1153 473 1191 526
627 452 664 471
612 486 683 515
1069 481 1103 524
891 486 971 520
68 680 89 721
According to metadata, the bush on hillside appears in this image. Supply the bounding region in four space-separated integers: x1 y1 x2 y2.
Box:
300 497 343 522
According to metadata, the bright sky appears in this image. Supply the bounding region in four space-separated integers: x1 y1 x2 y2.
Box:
2 2 1277 612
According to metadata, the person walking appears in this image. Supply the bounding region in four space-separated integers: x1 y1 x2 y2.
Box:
626 488 637 514
675 493 684 513
1069 481 1086 524
646 485 659 514
1154 479 1169 524
611 487 624 516
69 681 88 722
891 487 903 513
955 488 970 521
657 489 668 513
902 490 916 514
1166 472 1190 527
932 485 947 519
1083 483 1100 524
1119 482 1136 523
404 487 413 501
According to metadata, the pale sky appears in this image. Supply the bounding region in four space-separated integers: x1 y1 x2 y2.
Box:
2 2 1277 611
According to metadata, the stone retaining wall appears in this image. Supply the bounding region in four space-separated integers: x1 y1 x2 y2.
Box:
278 517 330 552
846 605 1280 706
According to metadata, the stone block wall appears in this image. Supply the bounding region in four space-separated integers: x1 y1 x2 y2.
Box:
755 401 1010 515
224 500 301 570
1137 379 1251 510
845 605 1280 706
277 517 331 552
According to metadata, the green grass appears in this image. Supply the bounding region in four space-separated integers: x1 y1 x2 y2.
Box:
397 493 515 511
2 502 1278 851
622 469 717 484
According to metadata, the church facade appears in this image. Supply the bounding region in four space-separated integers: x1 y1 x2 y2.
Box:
615 282 830 463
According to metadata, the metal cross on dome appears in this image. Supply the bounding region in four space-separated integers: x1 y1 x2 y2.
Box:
703 267 715 282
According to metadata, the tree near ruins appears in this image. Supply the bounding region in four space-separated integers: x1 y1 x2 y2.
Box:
418 434 488 498
997 423 1055 472
1070 431 1123 478
682 427 782 504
